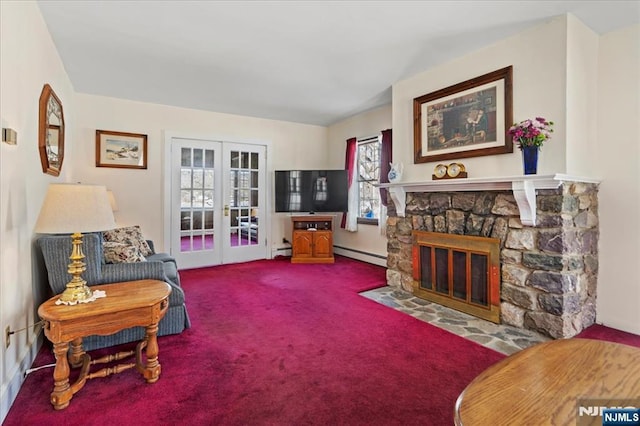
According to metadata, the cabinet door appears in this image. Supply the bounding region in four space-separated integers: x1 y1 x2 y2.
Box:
313 231 333 258
292 231 313 258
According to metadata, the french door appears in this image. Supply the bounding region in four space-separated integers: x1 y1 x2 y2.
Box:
169 137 267 269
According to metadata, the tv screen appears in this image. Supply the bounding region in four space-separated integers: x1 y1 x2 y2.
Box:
275 170 348 213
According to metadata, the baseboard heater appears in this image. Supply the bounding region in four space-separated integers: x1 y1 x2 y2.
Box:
333 246 387 260
272 246 292 257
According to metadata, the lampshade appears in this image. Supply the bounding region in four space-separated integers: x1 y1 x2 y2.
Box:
107 190 119 212
35 183 116 234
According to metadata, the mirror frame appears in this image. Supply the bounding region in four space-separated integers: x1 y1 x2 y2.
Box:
38 84 65 176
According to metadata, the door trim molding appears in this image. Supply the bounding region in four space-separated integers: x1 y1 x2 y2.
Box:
162 131 272 263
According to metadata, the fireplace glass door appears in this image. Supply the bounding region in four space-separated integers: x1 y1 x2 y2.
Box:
413 231 500 323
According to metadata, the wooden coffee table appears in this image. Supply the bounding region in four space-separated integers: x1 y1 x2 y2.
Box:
38 279 171 410
454 338 640 425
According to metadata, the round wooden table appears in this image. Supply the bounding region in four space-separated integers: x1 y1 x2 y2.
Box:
454 338 640 425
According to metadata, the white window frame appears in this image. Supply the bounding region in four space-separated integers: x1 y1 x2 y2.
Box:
356 135 381 225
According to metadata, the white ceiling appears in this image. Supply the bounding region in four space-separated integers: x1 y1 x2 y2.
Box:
37 1 639 126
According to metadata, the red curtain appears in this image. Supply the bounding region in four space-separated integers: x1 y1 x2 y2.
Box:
379 129 393 206
341 137 357 229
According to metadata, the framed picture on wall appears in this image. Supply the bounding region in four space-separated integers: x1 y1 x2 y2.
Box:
96 130 148 169
413 66 513 163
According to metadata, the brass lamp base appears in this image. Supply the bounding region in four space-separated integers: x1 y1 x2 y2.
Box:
59 232 94 304
58 281 93 303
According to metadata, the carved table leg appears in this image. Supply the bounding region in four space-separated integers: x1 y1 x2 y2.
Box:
68 337 85 368
51 341 73 410
139 322 161 383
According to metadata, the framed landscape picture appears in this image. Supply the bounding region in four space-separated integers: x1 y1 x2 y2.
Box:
96 130 147 169
413 66 513 163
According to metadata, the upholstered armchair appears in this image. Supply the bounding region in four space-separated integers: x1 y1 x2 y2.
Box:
38 233 190 351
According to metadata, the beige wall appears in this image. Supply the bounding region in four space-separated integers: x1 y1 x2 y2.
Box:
73 94 328 253
393 16 570 181
0 2 75 420
327 105 392 266
565 14 600 176
595 24 640 334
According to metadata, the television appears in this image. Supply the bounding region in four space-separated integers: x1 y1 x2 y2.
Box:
275 170 348 213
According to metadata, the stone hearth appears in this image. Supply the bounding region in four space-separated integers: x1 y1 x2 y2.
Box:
384 180 600 339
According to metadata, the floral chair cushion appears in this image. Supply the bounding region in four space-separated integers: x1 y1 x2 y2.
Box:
103 225 153 256
103 241 147 264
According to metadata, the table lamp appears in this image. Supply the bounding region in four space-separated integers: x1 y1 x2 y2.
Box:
35 183 116 303
107 190 119 212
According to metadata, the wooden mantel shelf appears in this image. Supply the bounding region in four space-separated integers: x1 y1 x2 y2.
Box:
378 174 601 226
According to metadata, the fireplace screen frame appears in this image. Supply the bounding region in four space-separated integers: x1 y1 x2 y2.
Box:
412 231 501 323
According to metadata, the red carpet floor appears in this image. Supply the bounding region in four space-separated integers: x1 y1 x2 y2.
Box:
4 256 638 425
575 323 640 347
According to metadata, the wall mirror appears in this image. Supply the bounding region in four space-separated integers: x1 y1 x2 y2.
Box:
38 84 65 176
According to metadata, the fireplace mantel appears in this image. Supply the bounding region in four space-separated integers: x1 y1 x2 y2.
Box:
378 174 600 226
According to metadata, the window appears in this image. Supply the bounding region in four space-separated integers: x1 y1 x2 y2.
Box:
357 135 381 224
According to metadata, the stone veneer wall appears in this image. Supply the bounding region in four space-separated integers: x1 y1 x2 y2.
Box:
385 182 600 339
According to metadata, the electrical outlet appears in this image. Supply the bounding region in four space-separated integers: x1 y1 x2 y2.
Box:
5 326 10 349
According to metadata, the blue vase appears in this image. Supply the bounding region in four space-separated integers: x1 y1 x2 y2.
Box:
522 146 539 175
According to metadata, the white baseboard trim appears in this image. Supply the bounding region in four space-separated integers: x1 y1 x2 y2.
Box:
333 246 387 267
0 336 43 423
596 319 640 336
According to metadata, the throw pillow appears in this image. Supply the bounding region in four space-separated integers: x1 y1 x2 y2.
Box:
103 225 153 256
103 241 146 264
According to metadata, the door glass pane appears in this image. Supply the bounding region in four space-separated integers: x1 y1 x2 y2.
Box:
205 150 214 168
193 211 203 229
204 170 214 188
181 211 191 231
192 190 203 208
193 149 203 167
204 190 214 208
181 170 192 190
181 148 191 167
240 189 249 206
193 169 203 188
180 147 216 252
230 149 259 247
204 232 214 249
204 210 214 230
230 189 239 208
180 190 191 208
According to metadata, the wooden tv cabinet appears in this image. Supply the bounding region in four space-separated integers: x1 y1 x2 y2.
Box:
291 215 334 264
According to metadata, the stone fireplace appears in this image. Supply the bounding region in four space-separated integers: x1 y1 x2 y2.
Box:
382 175 600 339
